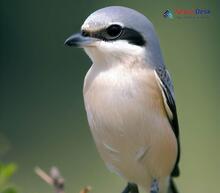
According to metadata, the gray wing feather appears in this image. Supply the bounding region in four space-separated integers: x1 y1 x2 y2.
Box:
155 67 180 177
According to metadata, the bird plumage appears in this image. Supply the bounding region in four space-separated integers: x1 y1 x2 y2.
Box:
65 6 181 193
83 61 178 193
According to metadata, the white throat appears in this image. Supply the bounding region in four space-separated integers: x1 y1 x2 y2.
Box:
83 40 150 69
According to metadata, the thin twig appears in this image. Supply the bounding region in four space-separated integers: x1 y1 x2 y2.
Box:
35 167 53 185
35 166 64 193
79 186 92 193
35 166 92 193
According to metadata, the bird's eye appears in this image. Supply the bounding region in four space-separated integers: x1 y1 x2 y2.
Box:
106 24 122 39
81 30 89 37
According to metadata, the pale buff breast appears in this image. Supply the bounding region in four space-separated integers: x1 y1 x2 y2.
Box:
83 65 177 190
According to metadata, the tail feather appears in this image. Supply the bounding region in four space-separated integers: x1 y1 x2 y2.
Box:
169 178 178 193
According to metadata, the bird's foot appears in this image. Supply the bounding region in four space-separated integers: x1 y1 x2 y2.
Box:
122 183 139 193
150 179 159 193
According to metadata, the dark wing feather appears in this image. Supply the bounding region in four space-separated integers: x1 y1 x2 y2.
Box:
155 67 180 177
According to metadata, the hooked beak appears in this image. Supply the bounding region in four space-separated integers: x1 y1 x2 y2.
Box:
64 33 97 47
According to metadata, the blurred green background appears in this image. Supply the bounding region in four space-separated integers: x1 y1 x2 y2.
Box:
0 0 219 193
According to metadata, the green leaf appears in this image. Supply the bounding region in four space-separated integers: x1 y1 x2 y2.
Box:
0 163 17 187
1 186 17 193
0 163 17 179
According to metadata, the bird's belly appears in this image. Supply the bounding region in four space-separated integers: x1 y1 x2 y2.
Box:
83 68 177 189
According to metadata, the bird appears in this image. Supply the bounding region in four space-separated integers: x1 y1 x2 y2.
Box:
65 6 180 193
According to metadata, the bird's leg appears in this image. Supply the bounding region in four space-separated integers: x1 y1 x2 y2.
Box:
121 183 130 193
150 179 159 193
122 183 139 193
130 183 139 193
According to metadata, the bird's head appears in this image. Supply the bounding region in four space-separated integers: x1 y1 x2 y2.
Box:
65 6 164 67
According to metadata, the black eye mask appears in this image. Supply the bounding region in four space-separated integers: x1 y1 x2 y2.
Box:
81 24 146 46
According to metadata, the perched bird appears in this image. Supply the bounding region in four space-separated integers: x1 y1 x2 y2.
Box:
65 6 180 193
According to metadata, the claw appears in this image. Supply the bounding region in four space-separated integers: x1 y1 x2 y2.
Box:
150 179 159 193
